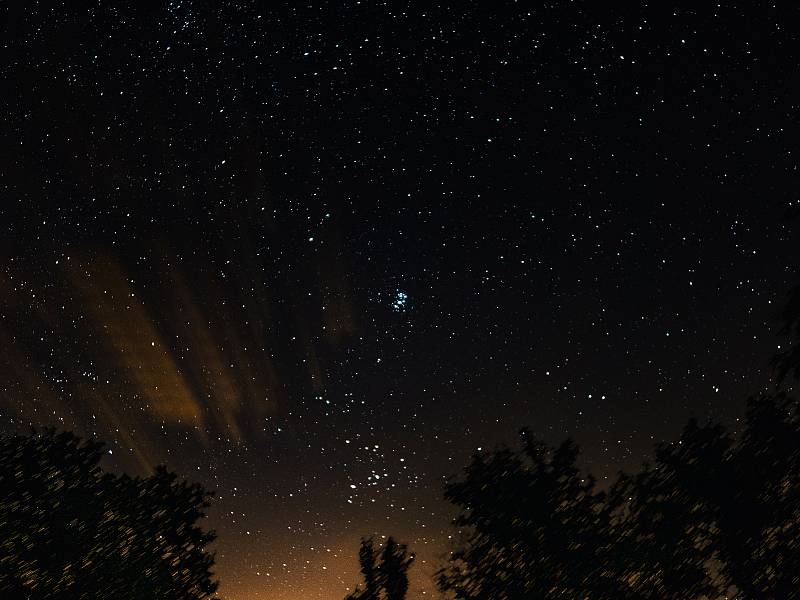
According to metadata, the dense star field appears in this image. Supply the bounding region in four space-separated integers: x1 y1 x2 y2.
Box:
0 3 797 599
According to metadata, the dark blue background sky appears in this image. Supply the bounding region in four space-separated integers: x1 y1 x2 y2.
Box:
1 3 797 598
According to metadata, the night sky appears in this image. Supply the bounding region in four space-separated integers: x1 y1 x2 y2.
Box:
1 3 798 599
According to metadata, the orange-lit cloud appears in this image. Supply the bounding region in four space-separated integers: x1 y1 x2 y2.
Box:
64 252 207 430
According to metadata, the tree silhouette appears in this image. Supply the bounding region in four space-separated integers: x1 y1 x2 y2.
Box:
617 393 800 599
0 429 219 599
709 392 800 599
437 430 621 599
346 537 414 600
436 273 800 599
439 393 800 600
624 393 800 599
606 419 733 600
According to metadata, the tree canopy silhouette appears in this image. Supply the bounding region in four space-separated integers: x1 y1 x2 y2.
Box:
435 270 800 599
437 430 622 599
345 536 414 600
438 394 800 600
712 392 800 598
0 429 219 600
605 419 733 599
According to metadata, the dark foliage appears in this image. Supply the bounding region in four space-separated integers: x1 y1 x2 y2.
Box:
607 419 734 599
345 537 414 600
714 392 800 598
437 431 622 599
439 395 800 599
0 429 219 600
